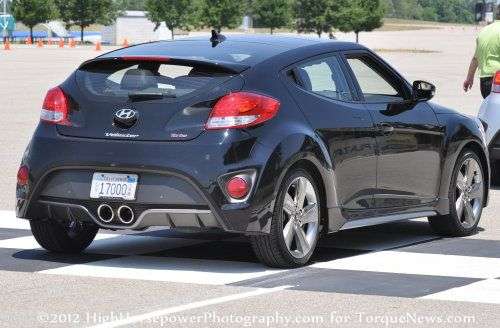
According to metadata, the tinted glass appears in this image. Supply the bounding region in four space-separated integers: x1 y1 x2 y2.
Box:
76 61 232 100
296 56 353 101
347 57 402 102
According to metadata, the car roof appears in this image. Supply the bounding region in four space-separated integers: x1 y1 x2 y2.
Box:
98 34 364 68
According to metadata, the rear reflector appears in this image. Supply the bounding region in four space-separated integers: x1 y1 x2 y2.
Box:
206 92 280 130
41 87 70 125
226 176 249 199
493 71 500 93
17 165 29 186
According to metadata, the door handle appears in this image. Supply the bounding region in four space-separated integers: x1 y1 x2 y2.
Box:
377 123 394 135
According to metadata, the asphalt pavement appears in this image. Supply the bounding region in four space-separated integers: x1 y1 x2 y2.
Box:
1 26 500 327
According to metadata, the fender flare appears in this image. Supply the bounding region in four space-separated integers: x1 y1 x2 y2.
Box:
257 132 345 233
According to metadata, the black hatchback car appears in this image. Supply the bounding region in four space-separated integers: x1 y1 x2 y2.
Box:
16 34 489 267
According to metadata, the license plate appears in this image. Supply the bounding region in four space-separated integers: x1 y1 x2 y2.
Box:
90 172 138 200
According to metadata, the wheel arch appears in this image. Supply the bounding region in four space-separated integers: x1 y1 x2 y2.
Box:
258 133 344 234
462 141 490 207
437 138 490 214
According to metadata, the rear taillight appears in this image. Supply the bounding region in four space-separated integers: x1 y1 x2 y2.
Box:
40 87 71 125
492 71 500 93
17 165 29 186
206 92 280 130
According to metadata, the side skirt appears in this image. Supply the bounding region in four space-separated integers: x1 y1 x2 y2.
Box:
339 211 437 231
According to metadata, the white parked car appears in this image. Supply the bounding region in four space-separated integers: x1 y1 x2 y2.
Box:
478 71 500 184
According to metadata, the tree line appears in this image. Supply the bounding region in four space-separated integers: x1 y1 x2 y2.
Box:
12 0 384 43
383 0 477 24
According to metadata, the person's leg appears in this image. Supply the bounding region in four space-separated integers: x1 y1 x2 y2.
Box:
480 77 493 98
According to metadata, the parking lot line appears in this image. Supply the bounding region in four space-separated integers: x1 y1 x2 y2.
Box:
422 278 500 304
311 250 500 279
0 211 29 230
40 255 285 285
88 285 291 328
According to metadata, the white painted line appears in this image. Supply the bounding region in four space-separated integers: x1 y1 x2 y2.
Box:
311 250 500 279
41 256 285 285
0 210 30 230
0 233 117 250
422 279 500 304
88 285 290 328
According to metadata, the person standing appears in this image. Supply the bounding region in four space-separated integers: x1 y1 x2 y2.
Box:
464 21 500 98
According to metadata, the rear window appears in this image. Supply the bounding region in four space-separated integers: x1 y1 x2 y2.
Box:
76 60 232 100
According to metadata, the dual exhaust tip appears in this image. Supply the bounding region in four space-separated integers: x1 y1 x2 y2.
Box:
97 204 134 224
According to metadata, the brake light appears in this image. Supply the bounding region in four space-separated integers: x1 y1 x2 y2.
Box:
17 165 29 186
226 176 249 199
40 87 70 125
493 71 500 93
121 56 170 62
206 92 280 130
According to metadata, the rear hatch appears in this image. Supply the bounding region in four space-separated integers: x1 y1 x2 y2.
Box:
58 56 245 141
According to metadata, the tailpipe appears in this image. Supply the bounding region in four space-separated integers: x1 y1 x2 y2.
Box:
97 204 114 223
117 205 135 224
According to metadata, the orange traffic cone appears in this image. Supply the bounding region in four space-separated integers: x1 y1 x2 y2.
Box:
58 38 64 48
122 38 129 47
95 41 101 51
36 40 43 48
4 40 11 50
25 37 32 45
69 39 76 48
47 39 52 46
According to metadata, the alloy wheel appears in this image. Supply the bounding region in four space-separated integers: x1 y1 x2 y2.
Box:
455 157 484 229
282 176 319 258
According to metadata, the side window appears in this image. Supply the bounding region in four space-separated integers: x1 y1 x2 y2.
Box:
347 57 403 102
295 56 353 101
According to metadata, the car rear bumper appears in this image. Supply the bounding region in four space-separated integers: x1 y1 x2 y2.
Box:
16 124 275 234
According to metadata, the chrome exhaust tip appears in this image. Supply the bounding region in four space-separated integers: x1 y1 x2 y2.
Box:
97 204 114 223
117 205 135 224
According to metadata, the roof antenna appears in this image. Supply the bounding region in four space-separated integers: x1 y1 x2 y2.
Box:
210 30 226 47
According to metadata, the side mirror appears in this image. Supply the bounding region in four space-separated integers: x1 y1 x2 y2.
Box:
412 80 435 102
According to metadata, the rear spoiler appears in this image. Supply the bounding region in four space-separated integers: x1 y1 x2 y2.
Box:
78 55 250 74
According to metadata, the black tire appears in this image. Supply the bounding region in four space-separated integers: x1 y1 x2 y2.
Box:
30 219 98 253
428 150 485 237
250 168 322 268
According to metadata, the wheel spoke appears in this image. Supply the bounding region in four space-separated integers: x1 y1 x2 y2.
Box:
283 193 295 216
455 194 464 219
464 201 475 224
283 220 294 248
300 203 318 225
456 171 467 191
465 159 475 183
294 225 310 254
294 178 307 208
469 182 483 200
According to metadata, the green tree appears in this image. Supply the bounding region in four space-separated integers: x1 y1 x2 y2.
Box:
253 0 292 34
382 0 395 17
336 0 385 43
11 0 58 41
294 0 340 38
199 0 245 33
145 0 197 39
55 0 118 43
115 0 146 11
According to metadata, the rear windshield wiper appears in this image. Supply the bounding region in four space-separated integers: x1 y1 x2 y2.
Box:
128 91 176 100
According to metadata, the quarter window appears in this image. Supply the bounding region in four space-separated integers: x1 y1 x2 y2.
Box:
295 56 353 101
